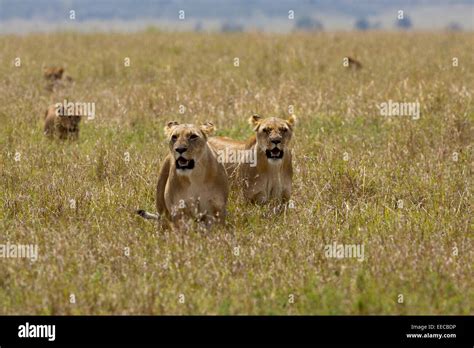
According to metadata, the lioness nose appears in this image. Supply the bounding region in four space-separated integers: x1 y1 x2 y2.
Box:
176 147 187 154
271 139 281 145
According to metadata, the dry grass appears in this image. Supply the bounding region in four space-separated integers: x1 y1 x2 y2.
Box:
0 31 472 314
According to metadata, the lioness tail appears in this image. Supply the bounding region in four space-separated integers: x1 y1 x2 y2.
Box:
137 210 159 220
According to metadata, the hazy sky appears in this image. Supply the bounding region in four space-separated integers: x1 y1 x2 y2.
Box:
0 0 472 33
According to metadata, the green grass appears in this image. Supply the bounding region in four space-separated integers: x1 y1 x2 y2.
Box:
0 31 472 314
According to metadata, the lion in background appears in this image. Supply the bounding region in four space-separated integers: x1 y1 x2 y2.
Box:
43 104 81 140
43 66 74 92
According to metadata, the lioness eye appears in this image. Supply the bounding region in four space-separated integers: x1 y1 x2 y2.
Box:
171 135 178 142
280 128 288 132
263 128 270 133
190 134 199 140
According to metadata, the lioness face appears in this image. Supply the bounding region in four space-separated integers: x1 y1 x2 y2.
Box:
55 106 81 132
164 121 215 175
44 67 64 81
249 114 297 163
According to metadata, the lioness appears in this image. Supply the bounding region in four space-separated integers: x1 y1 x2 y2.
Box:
208 114 296 204
44 104 81 140
43 66 64 80
138 121 229 229
346 57 362 70
43 66 74 92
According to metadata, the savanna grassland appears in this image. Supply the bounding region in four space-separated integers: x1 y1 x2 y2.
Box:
0 31 472 314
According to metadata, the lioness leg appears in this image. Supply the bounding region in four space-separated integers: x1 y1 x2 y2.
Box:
156 156 171 220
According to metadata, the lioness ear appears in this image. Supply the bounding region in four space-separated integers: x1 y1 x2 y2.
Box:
200 122 216 136
248 114 262 130
286 114 297 128
164 121 179 136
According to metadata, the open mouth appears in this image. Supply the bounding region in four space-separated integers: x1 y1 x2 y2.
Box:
266 148 284 160
176 157 195 170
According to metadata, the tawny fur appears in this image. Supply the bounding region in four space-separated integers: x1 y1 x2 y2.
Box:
43 66 65 81
139 121 229 230
208 114 296 204
346 57 362 70
43 105 81 140
43 66 74 92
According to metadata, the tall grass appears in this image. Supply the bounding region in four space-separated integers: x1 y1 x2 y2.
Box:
0 32 472 314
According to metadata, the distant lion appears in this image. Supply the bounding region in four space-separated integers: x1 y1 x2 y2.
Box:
346 57 362 70
43 66 65 81
137 121 229 230
43 66 74 92
208 114 296 204
43 104 81 140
